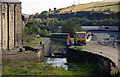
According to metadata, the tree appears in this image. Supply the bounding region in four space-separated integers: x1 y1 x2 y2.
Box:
41 11 48 14
34 18 43 23
54 8 57 12
35 12 39 15
55 10 60 13
92 9 94 12
49 8 51 11
99 8 101 12
61 19 83 37
30 25 41 34
29 14 34 19
40 29 49 36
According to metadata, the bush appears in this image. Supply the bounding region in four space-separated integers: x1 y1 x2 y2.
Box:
61 19 84 37
40 30 49 37
26 38 33 43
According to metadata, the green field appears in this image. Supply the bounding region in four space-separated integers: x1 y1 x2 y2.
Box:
23 37 48 47
30 37 48 44
2 60 102 75
49 2 120 14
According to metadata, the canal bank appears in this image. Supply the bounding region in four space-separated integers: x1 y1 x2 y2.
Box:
2 36 119 76
67 46 119 76
48 34 120 76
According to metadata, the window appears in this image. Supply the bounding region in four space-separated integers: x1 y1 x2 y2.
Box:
76 33 86 38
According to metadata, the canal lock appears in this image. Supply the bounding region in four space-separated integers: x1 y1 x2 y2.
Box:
42 35 120 76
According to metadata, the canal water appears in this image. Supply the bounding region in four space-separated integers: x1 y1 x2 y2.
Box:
46 37 68 70
46 58 68 70
45 31 120 70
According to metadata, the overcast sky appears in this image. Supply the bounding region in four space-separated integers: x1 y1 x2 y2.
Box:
19 0 105 14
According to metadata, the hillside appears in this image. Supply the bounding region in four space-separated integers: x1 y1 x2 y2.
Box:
49 2 120 14
24 2 120 39
104 0 120 2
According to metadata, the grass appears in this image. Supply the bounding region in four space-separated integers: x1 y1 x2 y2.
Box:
49 2 119 14
23 37 48 46
30 37 48 44
66 62 98 75
70 46 84 50
2 36 106 75
2 60 101 75
2 60 64 75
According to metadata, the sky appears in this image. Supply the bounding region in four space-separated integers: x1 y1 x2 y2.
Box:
19 0 104 14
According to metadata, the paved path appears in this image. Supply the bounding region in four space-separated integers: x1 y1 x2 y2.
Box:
82 41 118 66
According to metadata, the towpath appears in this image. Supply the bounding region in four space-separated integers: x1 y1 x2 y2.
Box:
82 41 118 66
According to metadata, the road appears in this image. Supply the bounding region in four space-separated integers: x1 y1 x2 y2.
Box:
82 41 118 66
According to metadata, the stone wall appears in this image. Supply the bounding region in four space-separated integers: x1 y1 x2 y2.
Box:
2 47 44 61
0 3 1 50
67 48 119 75
2 38 51 61
9 4 15 49
2 3 8 50
42 39 51 56
15 3 22 46
0 2 22 50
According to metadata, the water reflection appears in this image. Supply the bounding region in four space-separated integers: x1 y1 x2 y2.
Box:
46 58 68 70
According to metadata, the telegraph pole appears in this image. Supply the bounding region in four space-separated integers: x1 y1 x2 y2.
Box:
78 0 80 4
74 0 75 5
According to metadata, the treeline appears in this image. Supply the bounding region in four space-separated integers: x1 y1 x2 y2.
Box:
23 10 120 38
70 17 119 26
24 17 119 37
30 11 119 20
24 18 84 37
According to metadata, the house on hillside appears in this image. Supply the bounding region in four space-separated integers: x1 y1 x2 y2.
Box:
0 0 22 50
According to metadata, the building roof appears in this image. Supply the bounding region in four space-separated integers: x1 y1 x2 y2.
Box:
81 26 100 30
76 32 86 33
0 0 21 3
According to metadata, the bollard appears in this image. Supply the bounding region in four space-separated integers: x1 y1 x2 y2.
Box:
19 48 25 53
40 41 42 46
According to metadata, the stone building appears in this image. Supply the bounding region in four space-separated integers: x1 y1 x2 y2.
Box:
0 0 22 50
